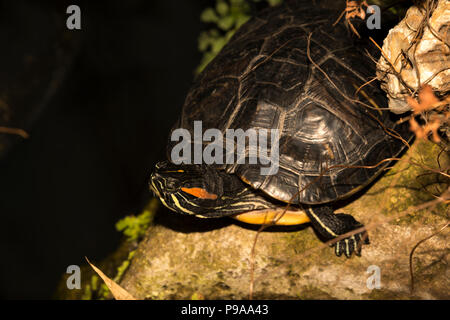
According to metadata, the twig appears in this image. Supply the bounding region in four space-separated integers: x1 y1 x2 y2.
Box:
409 221 449 294
254 187 450 286
0 126 29 139
249 155 449 296
369 37 415 95
249 154 448 298
307 33 392 112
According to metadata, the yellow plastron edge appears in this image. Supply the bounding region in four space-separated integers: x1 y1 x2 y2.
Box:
232 208 310 226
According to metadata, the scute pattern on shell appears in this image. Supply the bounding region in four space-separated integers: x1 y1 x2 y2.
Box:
169 2 413 204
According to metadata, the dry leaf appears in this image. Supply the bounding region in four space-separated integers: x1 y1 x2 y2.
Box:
333 0 373 38
407 85 440 114
407 85 448 143
86 257 137 300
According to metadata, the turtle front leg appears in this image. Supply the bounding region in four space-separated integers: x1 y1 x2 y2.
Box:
305 206 369 258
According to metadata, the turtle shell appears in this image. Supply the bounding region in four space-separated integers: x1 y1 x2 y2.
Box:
168 2 413 205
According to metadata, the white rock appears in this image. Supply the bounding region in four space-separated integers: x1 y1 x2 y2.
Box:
377 0 450 114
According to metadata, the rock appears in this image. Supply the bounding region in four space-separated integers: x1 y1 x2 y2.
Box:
119 141 449 299
376 0 450 114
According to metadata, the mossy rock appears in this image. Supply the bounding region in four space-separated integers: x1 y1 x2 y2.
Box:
117 140 449 300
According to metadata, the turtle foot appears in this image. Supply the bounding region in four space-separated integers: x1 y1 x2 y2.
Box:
305 206 369 258
332 214 370 258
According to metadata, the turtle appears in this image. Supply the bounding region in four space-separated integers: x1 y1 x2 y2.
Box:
150 0 413 258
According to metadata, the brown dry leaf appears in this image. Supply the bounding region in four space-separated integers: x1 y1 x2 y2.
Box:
407 85 441 114
333 0 373 38
407 85 449 142
409 117 442 142
86 257 137 300
428 119 442 143
409 118 423 138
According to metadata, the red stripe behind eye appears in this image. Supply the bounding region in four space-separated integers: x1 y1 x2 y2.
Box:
181 187 218 200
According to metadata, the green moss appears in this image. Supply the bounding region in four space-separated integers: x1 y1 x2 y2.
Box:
360 141 449 222
282 230 317 253
81 274 108 300
114 250 136 281
95 200 160 299
80 276 95 300
190 292 206 300
365 288 416 300
281 229 338 268
196 0 283 74
297 285 336 300
76 200 159 300
82 250 138 300
115 198 159 242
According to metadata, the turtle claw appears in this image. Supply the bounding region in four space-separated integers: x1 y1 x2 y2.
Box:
306 208 370 258
332 227 370 258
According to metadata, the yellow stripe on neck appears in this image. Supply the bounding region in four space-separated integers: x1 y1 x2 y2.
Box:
232 209 310 226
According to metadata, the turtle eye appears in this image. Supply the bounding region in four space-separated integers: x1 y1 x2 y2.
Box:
164 178 179 191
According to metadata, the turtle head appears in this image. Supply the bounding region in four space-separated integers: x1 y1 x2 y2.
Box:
150 161 310 225
150 161 222 216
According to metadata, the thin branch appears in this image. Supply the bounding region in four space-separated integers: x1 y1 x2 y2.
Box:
409 221 449 294
0 126 29 139
254 187 450 286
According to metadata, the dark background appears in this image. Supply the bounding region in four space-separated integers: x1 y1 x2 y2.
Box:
0 0 213 299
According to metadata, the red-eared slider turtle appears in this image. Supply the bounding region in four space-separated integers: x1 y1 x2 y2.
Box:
150 0 413 257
